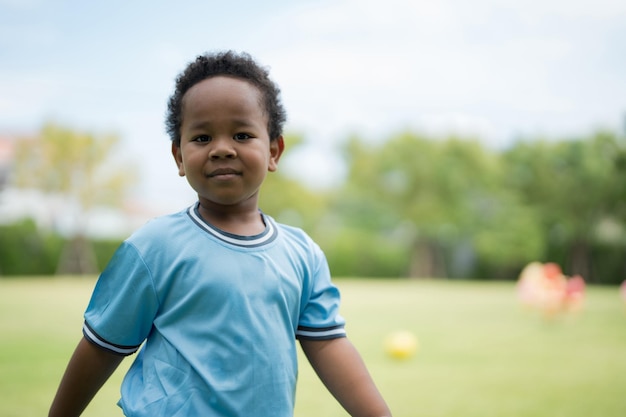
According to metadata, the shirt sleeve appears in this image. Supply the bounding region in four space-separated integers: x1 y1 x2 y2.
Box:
296 243 346 340
83 241 159 355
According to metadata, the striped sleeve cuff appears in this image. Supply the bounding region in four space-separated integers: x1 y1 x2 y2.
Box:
296 324 346 340
83 321 141 356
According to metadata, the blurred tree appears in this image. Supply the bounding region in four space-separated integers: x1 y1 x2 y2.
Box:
259 133 330 233
11 122 136 274
337 132 543 278
0 219 62 275
502 130 626 281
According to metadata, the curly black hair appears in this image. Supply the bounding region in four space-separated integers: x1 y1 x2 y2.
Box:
166 50 287 146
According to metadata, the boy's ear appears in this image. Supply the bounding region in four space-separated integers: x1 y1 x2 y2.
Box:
171 142 186 177
268 136 285 172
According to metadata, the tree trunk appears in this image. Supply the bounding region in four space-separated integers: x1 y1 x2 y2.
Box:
409 239 447 278
567 240 591 281
56 235 99 275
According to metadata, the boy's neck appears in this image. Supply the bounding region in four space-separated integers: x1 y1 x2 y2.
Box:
196 201 265 236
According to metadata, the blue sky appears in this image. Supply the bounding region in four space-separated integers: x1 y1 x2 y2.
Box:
1 0 626 220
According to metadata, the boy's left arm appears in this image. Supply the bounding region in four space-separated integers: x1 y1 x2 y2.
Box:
300 337 392 417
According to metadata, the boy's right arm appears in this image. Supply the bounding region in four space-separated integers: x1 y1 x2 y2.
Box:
49 336 124 417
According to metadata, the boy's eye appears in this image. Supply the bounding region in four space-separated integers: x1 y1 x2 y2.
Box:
234 133 252 141
193 135 211 142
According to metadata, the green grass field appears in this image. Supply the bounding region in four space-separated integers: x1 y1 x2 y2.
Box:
1 277 625 416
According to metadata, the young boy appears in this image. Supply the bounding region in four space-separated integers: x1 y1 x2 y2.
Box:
49 51 392 417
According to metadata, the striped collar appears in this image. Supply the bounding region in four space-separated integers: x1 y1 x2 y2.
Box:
186 203 278 248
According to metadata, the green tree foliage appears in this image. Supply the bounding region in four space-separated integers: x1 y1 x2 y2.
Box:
502 131 626 281
3 124 625 282
11 123 136 274
0 219 62 275
0 220 121 276
335 132 544 278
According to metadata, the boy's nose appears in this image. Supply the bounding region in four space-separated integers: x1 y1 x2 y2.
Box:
209 138 236 159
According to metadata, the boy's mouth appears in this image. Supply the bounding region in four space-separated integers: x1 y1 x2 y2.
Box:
208 168 240 178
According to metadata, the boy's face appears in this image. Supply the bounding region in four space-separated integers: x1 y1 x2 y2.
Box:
172 76 284 210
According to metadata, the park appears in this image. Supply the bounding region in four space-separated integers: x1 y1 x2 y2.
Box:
1 124 626 416
2 4 626 414
1 276 625 416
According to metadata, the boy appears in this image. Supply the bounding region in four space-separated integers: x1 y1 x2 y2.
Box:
49 51 392 417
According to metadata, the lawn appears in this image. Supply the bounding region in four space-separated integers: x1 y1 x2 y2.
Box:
1 277 625 416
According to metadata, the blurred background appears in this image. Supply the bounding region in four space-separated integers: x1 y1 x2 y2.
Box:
1 0 625 282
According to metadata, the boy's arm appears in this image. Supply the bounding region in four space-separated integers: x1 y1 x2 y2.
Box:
49 336 124 417
300 337 392 417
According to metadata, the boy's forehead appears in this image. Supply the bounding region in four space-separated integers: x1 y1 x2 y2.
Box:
181 76 268 125
182 76 266 115
184 76 261 104
190 75 258 94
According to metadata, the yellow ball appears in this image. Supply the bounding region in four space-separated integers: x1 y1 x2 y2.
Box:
384 330 418 360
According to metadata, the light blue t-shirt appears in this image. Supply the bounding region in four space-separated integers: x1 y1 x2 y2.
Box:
83 204 346 417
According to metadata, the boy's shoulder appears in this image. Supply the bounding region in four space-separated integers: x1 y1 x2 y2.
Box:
269 216 306 237
270 217 320 251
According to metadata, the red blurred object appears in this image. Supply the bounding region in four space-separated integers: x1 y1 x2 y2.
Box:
517 262 586 317
564 275 586 312
543 262 563 280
